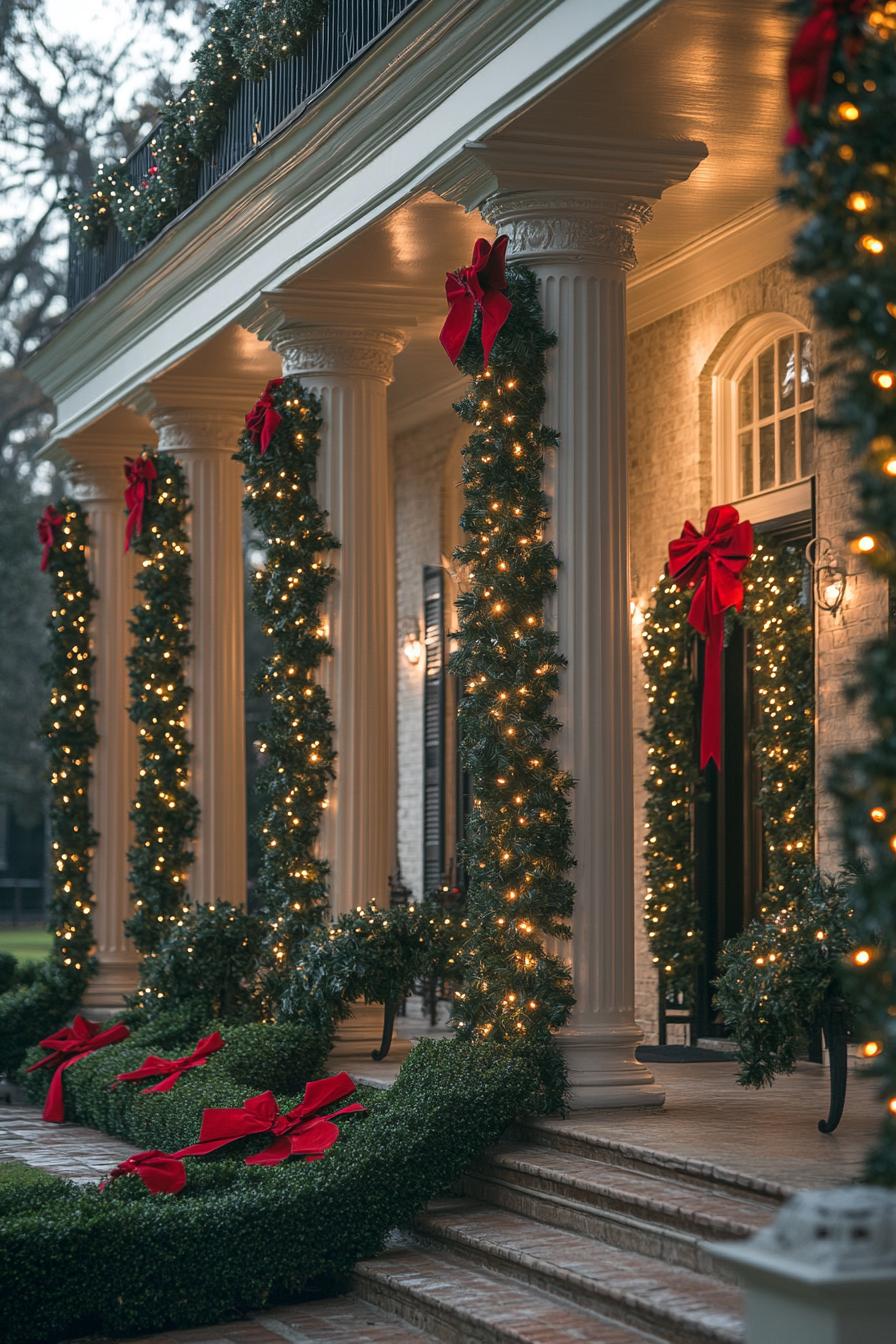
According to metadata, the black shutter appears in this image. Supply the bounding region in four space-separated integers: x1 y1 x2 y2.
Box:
422 566 445 894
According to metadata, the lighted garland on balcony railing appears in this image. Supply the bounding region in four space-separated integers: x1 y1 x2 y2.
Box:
784 0 896 1180
42 500 99 984
641 538 814 1002
65 0 329 249
235 378 338 999
126 451 199 956
449 265 576 1046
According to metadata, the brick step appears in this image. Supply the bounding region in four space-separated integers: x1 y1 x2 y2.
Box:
463 1144 772 1276
354 1239 664 1344
515 1117 791 1205
414 1197 744 1344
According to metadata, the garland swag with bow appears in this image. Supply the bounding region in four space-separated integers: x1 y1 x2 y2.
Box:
39 499 100 988
784 0 896 1181
125 450 199 955
66 1 330 251
236 377 338 998
445 248 575 1046
641 537 815 1000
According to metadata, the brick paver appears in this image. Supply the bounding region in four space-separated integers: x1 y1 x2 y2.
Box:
0 1102 137 1183
109 1297 433 1343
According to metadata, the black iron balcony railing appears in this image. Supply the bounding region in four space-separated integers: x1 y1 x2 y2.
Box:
66 0 423 310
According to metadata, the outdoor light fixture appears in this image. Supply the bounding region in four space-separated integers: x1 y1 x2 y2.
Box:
805 536 848 615
401 625 422 667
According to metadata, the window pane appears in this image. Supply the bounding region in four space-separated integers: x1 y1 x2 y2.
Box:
778 337 796 411
738 371 753 426
800 409 815 476
799 333 815 403
780 414 796 483
740 430 754 496
758 346 775 420
759 423 776 490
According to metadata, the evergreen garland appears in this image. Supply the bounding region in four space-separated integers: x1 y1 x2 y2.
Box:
641 539 814 1000
66 1 329 250
42 499 99 983
784 1 896 1180
126 451 199 954
449 265 575 1046
235 378 338 995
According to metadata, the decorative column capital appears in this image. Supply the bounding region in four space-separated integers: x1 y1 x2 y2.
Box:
481 192 653 271
131 378 259 454
270 325 407 381
59 409 154 505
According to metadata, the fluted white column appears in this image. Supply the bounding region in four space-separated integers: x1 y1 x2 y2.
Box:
139 392 248 910
264 325 404 916
479 191 665 1106
70 457 141 1005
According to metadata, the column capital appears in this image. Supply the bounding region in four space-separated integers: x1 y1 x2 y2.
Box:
59 409 154 503
131 377 259 453
481 192 653 270
243 286 420 380
271 325 407 381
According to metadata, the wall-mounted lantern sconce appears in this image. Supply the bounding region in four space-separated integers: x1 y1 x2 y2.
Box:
806 536 848 616
401 625 423 667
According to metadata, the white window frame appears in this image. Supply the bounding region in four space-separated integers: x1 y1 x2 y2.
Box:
712 313 815 525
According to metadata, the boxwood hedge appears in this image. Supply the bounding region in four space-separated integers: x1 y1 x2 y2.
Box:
3 1033 551 1343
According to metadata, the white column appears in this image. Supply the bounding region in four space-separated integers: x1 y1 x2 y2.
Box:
68 454 141 1006
261 324 405 916
139 391 248 911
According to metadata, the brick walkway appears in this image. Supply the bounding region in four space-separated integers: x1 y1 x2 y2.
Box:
0 1100 136 1183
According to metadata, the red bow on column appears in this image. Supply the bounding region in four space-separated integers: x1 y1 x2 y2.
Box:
786 0 869 145
101 1149 186 1195
37 505 65 572
439 236 512 370
174 1072 365 1165
113 1031 225 1094
124 454 158 552
26 1015 130 1122
245 378 284 454
668 505 753 771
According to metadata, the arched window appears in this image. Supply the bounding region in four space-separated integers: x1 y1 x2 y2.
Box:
713 315 815 517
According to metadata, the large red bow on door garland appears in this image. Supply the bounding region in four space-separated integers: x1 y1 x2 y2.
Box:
113 1031 225 1094
101 1149 186 1196
786 0 870 145
439 236 512 370
37 505 64 572
26 1015 130 1122
668 505 753 771
124 453 158 552
174 1072 365 1165
245 378 284 454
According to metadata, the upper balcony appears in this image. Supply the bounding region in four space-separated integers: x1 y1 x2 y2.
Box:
66 0 423 310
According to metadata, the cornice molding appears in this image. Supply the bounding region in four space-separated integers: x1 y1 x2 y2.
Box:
627 198 798 331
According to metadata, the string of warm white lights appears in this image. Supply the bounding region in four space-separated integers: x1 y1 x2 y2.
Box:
65 1 329 249
41 500 99 983
236 377 338 1003
448 264 575 1045
785 0 896 1178
126 450 199 955
641 539 814 1002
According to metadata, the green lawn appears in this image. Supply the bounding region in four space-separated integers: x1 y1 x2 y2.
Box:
0 927 51 964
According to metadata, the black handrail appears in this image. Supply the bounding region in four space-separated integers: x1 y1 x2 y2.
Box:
67 0 422 310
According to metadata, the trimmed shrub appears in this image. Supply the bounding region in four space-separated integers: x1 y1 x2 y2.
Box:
0 962 82 1077
0 951 16 995
2 1037 549 1343
132 902 265 1021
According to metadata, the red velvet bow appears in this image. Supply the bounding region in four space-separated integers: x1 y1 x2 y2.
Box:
37 505 64 572
26 1015 130 1122
245 378 284 454
124 454 158 552
101 1149 186 1195
113 1031 225 1094
668 505 753 771
786 1 869 145
439 236 512 370
174 1072 365 1165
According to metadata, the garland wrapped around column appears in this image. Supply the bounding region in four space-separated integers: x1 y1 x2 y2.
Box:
785 0 896 1178
235 378 338 997
445 247 575 1045
641 538 814 999
41 500 99 983
125 451 199 955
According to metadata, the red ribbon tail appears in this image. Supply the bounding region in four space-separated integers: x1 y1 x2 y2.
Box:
40 545 50 572
439 293 476 364
42 1058 75 1123
700 617 725 770
480 290 512 369
141 1071 182 1094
